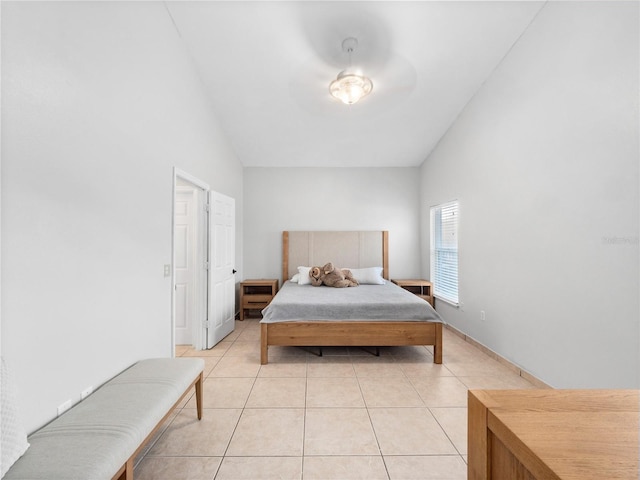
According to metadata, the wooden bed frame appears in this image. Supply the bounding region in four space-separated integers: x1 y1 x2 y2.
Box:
259 231 443 365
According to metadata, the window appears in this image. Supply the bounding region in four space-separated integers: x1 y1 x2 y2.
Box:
430 200 459 305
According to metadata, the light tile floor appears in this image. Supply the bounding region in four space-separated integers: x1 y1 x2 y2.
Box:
134 318 538 480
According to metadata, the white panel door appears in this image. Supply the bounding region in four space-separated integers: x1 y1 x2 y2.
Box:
207 191 236 348
174 188 196 345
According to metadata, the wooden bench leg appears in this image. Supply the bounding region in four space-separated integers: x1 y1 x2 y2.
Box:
114 458 133 480
195 372 203 420
116 371 202 480
125 458 133 480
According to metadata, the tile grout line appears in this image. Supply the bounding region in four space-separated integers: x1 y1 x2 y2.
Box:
358 368 392 480
427 406 467 462
214 320 256 478
138 322 533 479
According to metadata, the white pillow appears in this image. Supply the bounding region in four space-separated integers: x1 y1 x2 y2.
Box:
348 267 385 285
297 266 312 285
1 357 30 477
290 273 300 283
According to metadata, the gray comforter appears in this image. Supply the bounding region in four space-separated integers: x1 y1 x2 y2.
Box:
261 281 443 323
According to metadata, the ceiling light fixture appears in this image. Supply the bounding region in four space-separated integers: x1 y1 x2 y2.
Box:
329 37 373 105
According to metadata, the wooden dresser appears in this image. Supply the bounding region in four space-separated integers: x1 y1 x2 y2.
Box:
468 389 639 480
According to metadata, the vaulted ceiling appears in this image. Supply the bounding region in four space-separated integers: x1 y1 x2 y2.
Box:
166 1 545 167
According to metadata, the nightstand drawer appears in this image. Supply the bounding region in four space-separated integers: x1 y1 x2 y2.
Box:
242 295 273 308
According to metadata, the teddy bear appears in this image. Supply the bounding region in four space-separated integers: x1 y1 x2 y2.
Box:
309 262 359 288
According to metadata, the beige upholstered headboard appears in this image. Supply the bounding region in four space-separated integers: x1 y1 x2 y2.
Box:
282 231 389 283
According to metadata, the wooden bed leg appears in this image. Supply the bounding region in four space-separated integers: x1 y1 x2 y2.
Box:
434 323 443 364
195 372 203 420
260 323 268 365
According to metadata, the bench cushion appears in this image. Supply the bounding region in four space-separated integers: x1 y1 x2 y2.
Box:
3 358 204 480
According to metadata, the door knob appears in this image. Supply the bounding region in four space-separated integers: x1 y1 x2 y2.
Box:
232 269 237 274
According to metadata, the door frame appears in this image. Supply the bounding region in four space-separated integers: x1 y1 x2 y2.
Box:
171 168 210 354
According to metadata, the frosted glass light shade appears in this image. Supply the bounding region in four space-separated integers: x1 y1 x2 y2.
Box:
329 71 373 105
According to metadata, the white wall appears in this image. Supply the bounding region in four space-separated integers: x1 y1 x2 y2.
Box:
1 2 243 433
420 1 639 388
244 167 421 282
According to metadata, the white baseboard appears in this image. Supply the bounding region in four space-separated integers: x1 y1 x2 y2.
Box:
444 324 552 389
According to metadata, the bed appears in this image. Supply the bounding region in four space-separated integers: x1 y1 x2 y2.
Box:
259 231 443 365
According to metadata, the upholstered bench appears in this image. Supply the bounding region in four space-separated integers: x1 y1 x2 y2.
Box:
3 358 204 480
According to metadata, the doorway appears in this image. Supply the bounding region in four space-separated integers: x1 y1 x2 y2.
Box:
173 174 208 350
171 168 236 353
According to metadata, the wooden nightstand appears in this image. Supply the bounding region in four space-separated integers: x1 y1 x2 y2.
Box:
239 279 278 320
391 279 434 308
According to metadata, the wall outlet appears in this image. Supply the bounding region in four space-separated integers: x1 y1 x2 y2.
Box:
163 264 171 277
57 399 72 416
81 386 93 400
480 310 486 321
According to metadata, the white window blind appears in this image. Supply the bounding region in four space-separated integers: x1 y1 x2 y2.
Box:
430 200 459 305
